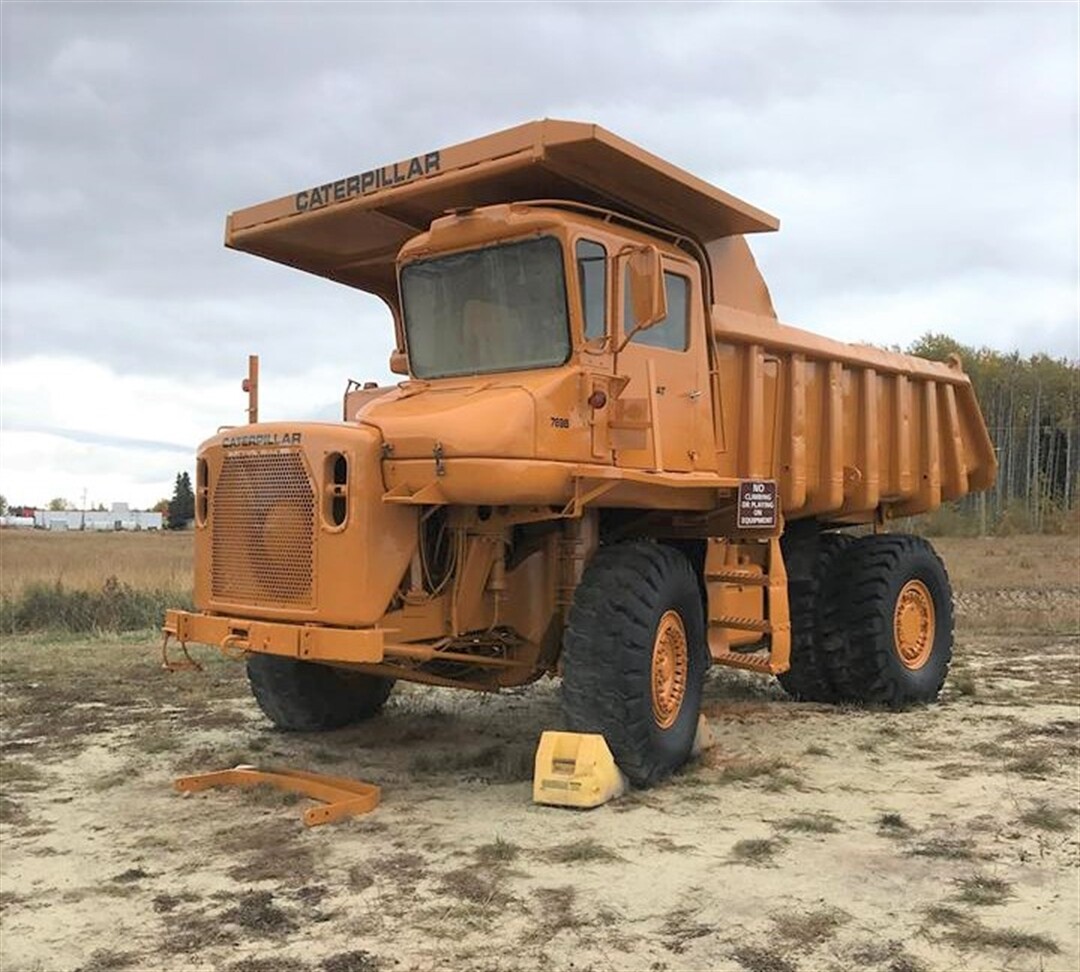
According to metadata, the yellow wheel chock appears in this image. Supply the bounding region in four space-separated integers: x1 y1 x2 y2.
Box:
533 717 714 808
533 731 627 808
174 766 380 826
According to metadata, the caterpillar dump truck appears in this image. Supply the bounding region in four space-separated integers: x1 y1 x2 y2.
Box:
164 120 997 786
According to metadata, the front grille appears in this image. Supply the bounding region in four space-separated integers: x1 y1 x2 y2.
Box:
211 452 315 608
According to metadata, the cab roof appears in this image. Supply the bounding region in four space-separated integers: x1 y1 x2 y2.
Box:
225 119 779 298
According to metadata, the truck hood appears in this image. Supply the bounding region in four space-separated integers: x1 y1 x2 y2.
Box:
356 381 537 460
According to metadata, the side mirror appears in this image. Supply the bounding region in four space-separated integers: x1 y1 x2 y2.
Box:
389 349 409 375
626 245 667 332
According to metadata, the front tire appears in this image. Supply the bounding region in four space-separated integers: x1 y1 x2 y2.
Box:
824 534 953 707
246 655 394 731
561 542 708 787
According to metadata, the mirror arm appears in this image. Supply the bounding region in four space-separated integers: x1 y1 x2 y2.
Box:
612 321 649 375
614 323 645 356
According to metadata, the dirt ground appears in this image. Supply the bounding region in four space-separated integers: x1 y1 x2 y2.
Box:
1 537 1078 972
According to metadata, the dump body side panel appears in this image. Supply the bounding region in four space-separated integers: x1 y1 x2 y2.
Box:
711 306 997 521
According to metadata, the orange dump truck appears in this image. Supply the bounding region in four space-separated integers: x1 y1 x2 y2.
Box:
165 121 996 785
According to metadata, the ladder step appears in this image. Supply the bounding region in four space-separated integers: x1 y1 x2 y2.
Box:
710 616 773 633
706 570 769 586
709 649 775 674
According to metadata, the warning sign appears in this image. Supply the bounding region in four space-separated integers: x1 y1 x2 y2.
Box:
737 480 777 529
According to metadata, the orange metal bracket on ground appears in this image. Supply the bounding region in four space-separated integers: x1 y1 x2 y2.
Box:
161 629 203 673
174 767 380 826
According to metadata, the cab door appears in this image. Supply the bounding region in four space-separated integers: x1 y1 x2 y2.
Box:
612 257 713 472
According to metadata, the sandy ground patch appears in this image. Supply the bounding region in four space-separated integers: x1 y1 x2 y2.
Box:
1 583 1077 971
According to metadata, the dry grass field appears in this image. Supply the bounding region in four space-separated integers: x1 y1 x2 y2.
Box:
0 530 193 597
1 528 1075 598
1 531 1077 972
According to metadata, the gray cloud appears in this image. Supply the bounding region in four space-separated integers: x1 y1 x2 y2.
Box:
3 1 1075 387
7 422 191 454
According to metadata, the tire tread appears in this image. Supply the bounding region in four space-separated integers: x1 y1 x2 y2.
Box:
562 541 706 787
823 534 953 707
247 656 393 731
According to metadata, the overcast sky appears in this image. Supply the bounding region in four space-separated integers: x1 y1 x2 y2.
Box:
1 1 1077 509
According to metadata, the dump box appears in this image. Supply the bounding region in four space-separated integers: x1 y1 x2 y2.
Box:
166 120 998 786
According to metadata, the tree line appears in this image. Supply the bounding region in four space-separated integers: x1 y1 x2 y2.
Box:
907 334 1078 534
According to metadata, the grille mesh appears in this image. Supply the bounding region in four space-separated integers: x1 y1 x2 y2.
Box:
211 452 315 608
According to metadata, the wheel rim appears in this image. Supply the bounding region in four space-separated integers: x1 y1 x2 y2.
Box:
651 610 689 729
893 579 935 670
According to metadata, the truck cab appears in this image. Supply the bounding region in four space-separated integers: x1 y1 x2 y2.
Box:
352 203 714 481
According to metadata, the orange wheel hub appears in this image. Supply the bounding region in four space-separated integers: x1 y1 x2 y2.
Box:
651 610 689 729
893 579 935 670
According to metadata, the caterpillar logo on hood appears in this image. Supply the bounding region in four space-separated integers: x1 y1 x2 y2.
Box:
222 432 302 449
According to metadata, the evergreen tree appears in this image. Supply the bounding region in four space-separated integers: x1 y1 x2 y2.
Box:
168 472 195 529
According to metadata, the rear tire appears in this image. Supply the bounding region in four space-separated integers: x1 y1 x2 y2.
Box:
778 532 855 702
561 541 707 787
824 534 953 707
246 655 394 731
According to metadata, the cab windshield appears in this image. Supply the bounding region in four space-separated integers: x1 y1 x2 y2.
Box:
400 236 570 379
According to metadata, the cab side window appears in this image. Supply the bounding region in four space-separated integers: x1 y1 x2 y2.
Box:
625 269 689 351
576 240 607 341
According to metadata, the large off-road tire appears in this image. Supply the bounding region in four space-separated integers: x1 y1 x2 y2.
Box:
777 532 855 702
246 655 394 731
561 541 708 787
824 534 954 707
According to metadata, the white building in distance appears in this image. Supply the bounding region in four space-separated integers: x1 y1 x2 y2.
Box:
30 503 163 531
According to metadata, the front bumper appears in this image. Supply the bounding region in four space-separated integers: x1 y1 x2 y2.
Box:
164 609 385 665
